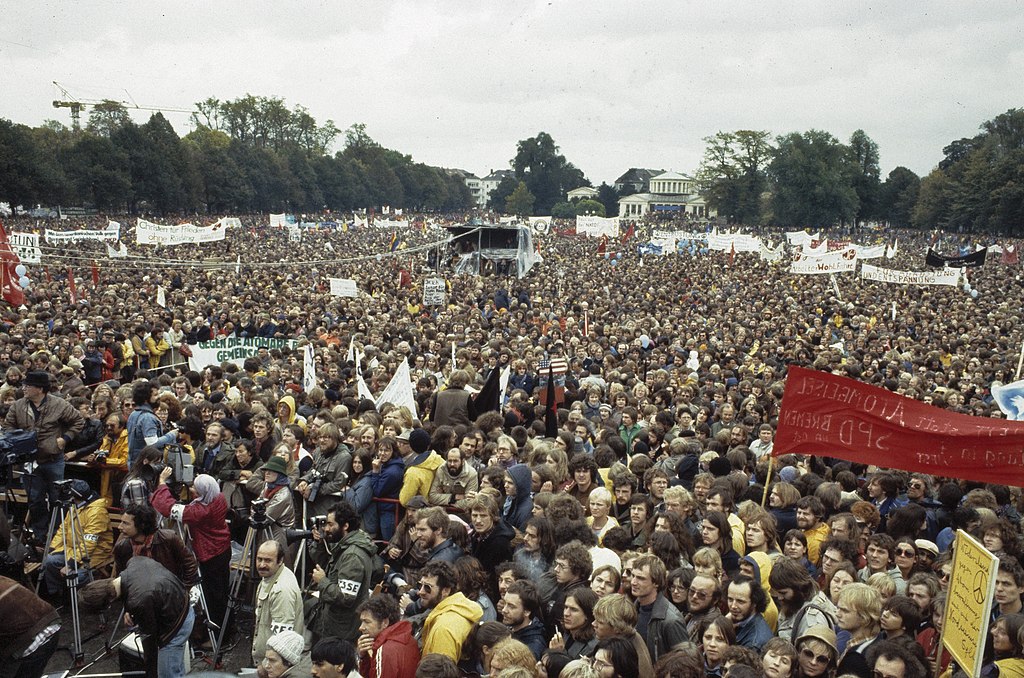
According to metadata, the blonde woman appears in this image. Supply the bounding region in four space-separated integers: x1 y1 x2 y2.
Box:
587 487 619 546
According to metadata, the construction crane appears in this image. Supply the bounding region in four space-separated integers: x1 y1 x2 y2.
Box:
51 81 196 131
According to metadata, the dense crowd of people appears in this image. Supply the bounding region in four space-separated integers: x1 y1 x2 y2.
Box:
1 210 1023 678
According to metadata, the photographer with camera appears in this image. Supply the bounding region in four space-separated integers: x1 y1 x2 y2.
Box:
297 423 352 517
120 445 164 508
42 479 113 601
250 453 297 553
306 499 376 644
152 469 231 643
93 412 129 506
4 370 85 541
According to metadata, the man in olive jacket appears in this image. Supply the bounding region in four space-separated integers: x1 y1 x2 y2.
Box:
306 500 376 643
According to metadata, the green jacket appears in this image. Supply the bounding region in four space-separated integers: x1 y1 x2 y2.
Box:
309 528 376 641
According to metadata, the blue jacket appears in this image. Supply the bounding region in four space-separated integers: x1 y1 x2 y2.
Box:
370 456 405 500
512 617 547 660
734 612 774 651
126 404 175 468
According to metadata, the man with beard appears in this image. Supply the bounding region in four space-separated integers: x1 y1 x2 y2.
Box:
796 496 831 567
428 447 478 511
542 540 593 639
502 580 546 660
769 557 838 642
253 540 304 666
630 554 687 663
306 500 376 643
727 576 774 651
683 573 722 643
410 507 463 564
415 561 483 662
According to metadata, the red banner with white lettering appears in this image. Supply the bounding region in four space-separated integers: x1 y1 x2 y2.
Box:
774 366 1024 486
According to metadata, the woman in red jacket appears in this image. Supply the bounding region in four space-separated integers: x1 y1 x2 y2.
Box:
152 469 232 643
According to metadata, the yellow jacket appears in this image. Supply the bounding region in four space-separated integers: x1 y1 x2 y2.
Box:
49 497 113 568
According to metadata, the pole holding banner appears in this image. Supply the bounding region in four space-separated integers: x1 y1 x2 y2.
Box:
1016 338 1024 380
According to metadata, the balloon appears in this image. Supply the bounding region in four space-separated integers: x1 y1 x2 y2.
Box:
610 260 618 267
14 264 25 277
971 289 979 299
963 283 972 293
18 275 29 288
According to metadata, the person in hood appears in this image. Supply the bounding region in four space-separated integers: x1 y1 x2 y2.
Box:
275 394 306 434
307 500 377 643
740 551 780 631
355 593 420 678
369 437 404 540
502 580 547 660
398 429 444 507
417 560 484 662
501 464 534 532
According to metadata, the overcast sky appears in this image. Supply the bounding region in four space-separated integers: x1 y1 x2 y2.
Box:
2 2 1022 185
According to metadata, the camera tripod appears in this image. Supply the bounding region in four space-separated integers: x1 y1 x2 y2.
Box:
36 490 97 667
164 514 221 660
213 508 274 667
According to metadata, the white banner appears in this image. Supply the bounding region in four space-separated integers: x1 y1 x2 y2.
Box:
106 241 128 258
329 278 359 297
708 231 762 253
759 241 784 262
786 230 819 246
136 219 226 245
287 224 301 242
375 218 408 230
790 248 858 274
269 213 288 228
652 229 707 242
422 277 447 306
576 215 619 238
854 244 886 260
187 336 298 371
45 222 120 244
216 217 242 229
376 358 417 416
860 263 961 286
10 232 41 264
530 216 551 234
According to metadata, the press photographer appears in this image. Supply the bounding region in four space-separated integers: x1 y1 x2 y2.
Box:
41 479 112 601
3 370 85 540
305 500 375 644
151 469 231 644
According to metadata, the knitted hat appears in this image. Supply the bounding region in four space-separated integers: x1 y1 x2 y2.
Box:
262 455 289 476
409 428 431 455
267 629 304 666
779 466 799 483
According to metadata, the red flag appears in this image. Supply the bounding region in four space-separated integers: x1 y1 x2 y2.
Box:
1002 244 1019 265
91 261 100 286
0 220 25 307
775 366 1024 486
44 266 52 283
67 267 77 305
729 242 736 267
621 222 635 243
544 364 558 438
597 234 607 255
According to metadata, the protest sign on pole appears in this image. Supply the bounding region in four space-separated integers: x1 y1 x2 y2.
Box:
329 278 358 297
422 277 447 306
9 233 41 264
303 344 316 392
940 530 997 678
774 366 1024 486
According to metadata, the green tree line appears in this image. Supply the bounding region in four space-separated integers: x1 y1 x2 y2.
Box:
697 108 1024 235
0 97 471 215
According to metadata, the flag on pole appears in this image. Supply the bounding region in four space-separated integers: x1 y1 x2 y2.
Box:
346 336 357 364
621 222 635 243
389 232 400 252
597 235 607 255
156 285 166 308
1002 245 1019 265
498 365 511 404
992 379 1024 421
473 365 502 414
91 261 99 286
303 344 316 392
356 371 374 401
0 220 25 307
235 254 241 275
544 364 558 438
375 358 417 416
67 267 77 305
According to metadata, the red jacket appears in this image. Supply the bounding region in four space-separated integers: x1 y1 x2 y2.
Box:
150 483 231 563
358 620 420 678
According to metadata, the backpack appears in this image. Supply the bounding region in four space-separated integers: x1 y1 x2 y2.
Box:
791 601 838 638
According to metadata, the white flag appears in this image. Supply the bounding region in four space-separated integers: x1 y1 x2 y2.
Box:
992 379 1024 421
375 358 417 416
356 371 374 401
303 344 316 392
235 254 241 275
498 365 511 401
156 286 166 308
346 336 356 363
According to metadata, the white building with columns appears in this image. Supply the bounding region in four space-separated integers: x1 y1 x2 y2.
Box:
617 171 715 218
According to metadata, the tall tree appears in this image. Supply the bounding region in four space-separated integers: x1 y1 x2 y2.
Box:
697 130 772 224
510 132 587 214
505 181 535 216
877 166 920 228
847 129 881 224
768 130 858 228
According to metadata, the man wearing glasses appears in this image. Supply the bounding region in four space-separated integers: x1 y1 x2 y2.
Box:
416 561 483 661
682 573 722 643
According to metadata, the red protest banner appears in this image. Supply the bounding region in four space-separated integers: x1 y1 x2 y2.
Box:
774 366 1024 486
